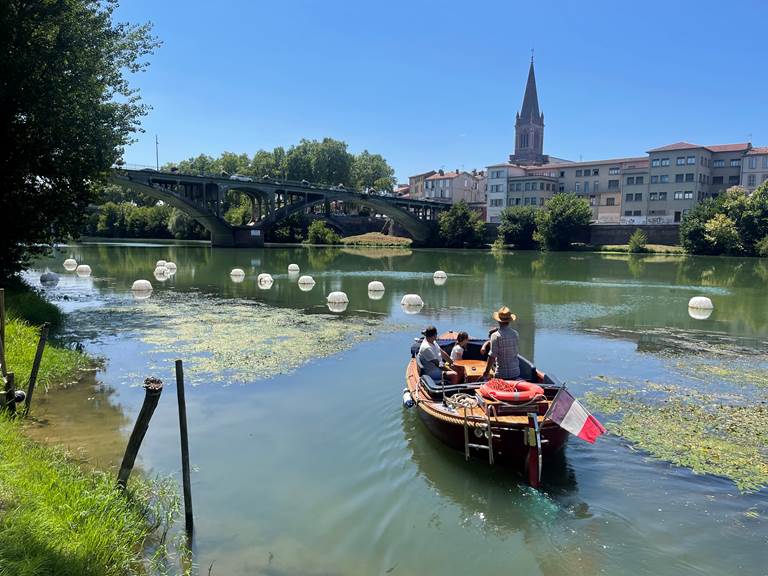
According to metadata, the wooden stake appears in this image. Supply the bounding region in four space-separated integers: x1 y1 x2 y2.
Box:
3 372 16 416
175 359 194 536
24 322 49 417
117 377 163 489
0 288 6 377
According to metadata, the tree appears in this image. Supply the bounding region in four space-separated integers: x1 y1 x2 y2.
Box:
313 138 353 187
437 201 486 248
498 206 537 248
704 213 742 254
627 228 648 253
0 0 158 278
167 208 207 240
351 150 396 191
306 220 340 245
534 193 592 251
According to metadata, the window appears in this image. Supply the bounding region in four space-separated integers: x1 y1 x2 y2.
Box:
713 159 725 167
661 158 670 166
674 191 683 200
625 193 633 202
584 182 589 193
634 193 643 201
675 174 684 183
687 156 695 165
525 182 531 191
676 157 685 166
729 158 741 167
524 197 530 206
576 169 583 177
685 173 694 182
627 176 635 185
516 183 522 191
684 191 693 199
748 174 756 187
624 210 632 216
633 210 641 216
559 184 564 192
763 157 768 169
560 170 565 177
515 198 521 205
660 175 669 183
635 176 644 184
606 197 615 206
589 195 595 206
728 175 740 184
489 199 503 207
539 182 545 190
575 183 580 192
609 167 620 175
608 179 619 189
748 158 757 169
659 192 667 200
651 175 659 183
539 198 545 206
594 181 599 192
592 169 600 176
712 176 723 184
651 159 660 168
650 192 658 200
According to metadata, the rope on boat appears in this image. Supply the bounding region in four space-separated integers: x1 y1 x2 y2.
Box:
445 393 479 410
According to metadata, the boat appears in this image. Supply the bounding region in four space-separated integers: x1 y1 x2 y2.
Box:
404 332 569 487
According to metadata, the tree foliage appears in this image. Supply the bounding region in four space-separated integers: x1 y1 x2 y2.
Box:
83 202 207 240
534 193 592 251
437 201 486 248
498 206 538 249
351 150 396 191
680 184 768 256
306 220 341 245
0 0 158 278
627 228 648 253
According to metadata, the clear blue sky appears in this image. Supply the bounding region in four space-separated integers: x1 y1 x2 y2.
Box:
116 0 768 182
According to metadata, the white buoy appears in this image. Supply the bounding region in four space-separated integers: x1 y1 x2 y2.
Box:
368 289 384 301
327 301 348 313
327 291 349 303
433 270 447 280
63 258 77 271
688 296 713 310
156 260 167 268
230 268 245 277
288 263 300 273
153 267 169 282
75 264 92 277
165 262 177 275
401 293 424 315
433 276 447 286
131 279 153 299
298 275 315 292
688 307 713 320
258 273 274 289
368 281 385 292
40 272 59 287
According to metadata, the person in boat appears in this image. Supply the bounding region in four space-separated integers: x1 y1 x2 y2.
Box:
479 327 498 356
450 331 469 361
418 326 460 384
482 306 520 381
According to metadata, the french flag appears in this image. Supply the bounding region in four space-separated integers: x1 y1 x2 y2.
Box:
546 388 606 443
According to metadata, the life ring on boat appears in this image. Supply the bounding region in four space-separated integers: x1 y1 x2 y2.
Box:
478 379 545 403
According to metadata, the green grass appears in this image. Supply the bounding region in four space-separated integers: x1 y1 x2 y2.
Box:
0 416 168 576
341 232 413 246
4 286 63 328
595 243 683 254
4 318 89 390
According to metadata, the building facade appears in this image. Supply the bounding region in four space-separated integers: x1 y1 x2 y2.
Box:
743 147 768 191
408 171 436 200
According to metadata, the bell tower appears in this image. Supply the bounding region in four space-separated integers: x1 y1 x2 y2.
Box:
511 55 545 165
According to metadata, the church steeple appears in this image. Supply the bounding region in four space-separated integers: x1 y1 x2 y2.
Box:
511 56 546 166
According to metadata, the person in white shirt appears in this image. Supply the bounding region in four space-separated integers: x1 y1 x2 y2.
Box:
417 326 459 384
450 331 469 361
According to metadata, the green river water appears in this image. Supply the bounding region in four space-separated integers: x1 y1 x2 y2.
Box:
25 242 768 575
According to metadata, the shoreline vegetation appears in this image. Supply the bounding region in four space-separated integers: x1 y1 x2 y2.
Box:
1 285 183 575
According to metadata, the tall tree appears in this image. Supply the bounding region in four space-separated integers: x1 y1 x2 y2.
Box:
0 0 158 278
312 138 353 187
437 201 486 248
351 150 396 191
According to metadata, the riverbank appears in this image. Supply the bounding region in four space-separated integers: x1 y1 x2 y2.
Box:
1 285 180 576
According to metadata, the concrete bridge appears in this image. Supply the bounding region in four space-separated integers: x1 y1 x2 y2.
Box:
110 169 448 246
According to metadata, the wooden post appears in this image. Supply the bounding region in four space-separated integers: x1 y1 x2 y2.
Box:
3 372 15 416
23 322 49 417
117 377 163 489
175 359 194 536
0 288 6 377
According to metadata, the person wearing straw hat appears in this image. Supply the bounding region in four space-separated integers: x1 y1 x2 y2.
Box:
482 306 520 380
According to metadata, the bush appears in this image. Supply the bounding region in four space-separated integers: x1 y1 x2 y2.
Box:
437 201 486 248
498 206 537 249
757 235 768 257
704 213 742 254
267 213 308 243
534 193 592 251
627 228 648 253
306 220 341 245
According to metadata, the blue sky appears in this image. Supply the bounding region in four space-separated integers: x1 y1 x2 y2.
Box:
117 0 768 182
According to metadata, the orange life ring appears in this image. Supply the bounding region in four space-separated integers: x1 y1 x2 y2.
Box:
478 379 545 403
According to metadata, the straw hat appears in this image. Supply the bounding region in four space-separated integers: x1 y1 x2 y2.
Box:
492 306 517 323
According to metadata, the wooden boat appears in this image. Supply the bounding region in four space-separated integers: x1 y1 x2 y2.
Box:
404 332 569 487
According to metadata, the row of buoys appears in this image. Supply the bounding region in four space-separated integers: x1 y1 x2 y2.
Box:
62 258 91 277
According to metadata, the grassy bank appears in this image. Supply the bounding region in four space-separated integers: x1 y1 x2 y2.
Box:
1 285 181 575
595 243 683 254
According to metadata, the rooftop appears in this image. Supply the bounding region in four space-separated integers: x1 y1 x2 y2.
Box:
746 146 768 155
647 141 751 153
542 156 648 169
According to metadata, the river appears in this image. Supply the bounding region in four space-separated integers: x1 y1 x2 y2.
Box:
25 242 768 576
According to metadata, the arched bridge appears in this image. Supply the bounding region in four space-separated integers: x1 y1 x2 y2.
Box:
110 169 448 246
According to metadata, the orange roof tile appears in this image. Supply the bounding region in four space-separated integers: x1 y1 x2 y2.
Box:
647 142 702 152
706 143 750 152
425 171 461 180
746 146 768 155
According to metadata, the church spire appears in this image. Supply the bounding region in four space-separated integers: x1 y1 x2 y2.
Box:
519 58 540 121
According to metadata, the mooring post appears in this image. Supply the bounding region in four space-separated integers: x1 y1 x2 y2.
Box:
24 322 49 417
175 359 194 536
117 377 163 489
0 288 6 377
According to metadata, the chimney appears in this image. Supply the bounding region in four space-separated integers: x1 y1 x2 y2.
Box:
438 169 444 176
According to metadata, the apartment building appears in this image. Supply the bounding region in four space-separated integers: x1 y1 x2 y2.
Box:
408 170 436 200
422 170 483 202
743 147 768 191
